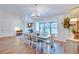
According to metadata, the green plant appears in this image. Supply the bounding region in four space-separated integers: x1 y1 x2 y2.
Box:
71 28 76 34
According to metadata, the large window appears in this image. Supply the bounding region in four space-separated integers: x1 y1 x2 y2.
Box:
36 21 57 35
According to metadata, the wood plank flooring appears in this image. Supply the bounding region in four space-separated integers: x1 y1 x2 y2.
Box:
0 36 65 54
0 36 36 54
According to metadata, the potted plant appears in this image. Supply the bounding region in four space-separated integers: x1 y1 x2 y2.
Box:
74 31 79 39
71 28 79 39
71 27 76 34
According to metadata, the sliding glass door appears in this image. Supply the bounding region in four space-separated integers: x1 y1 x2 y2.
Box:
39 23 44 33
36 21 57 35
51 22 57 35
44 22 51 34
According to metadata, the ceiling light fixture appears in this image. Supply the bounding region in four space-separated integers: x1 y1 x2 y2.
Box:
32 4 40 19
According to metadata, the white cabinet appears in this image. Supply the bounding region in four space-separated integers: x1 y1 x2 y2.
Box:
66 39 79 54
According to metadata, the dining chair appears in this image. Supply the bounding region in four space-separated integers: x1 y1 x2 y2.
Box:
50 34 56 53
16 34 25 43
51 34 56 41
50 34 57 53
25 35 32 47
25 33 37 47
36 38 44 54
31 36 37 48
42 38 55 54
25 34 41 54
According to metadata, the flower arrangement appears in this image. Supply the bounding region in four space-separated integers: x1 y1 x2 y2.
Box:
63 17 70 29
62 17 70 31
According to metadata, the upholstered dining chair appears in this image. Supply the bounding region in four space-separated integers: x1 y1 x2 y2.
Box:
35 38 44 54
44 38 55 54
51 34 56 41
42 34 55 54
31 36 37 48
16 34 25 43
25 34 32 46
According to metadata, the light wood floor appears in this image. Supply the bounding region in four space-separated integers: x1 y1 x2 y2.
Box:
0 36 36 54
0 36 65 54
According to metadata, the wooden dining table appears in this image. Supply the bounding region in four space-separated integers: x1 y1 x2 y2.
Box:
26 33 52 45
28 33 50 39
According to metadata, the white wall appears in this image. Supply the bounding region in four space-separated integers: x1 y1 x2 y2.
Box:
0 12 25 37
24 15 34 33
53 14 71 41
1 12 72 41
24 13 75 42
0 11 73 41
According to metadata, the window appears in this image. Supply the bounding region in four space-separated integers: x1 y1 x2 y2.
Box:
36 21 57 36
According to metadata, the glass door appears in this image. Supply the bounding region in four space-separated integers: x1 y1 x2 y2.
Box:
39 23 44 33
50 22 57 36
44 22 51 34
36 21 57 36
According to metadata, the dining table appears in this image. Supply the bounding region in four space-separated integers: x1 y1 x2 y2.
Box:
24 33 55 54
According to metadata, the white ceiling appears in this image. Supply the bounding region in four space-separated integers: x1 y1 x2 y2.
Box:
0 4 79 18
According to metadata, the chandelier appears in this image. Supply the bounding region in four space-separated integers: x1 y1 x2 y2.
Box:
32 4 40 18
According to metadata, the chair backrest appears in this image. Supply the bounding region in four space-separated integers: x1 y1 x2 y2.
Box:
50 34 56 41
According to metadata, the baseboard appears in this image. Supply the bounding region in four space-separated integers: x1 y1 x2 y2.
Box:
0 35 16 38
